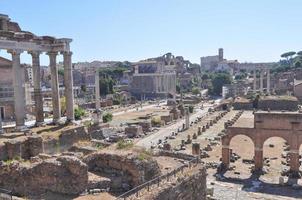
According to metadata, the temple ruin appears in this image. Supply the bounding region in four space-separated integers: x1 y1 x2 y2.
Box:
0 14 74 130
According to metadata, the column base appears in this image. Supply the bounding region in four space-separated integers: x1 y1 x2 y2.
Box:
35 121 46 127
65 119 76 125
52 118 64 125
15 125 28 132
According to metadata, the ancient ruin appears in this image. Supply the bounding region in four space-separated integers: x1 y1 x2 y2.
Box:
0 14 74 130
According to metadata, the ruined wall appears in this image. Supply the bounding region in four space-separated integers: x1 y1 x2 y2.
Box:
258 98 298 111
83 152 161 190
0 156 88 196
1 135 43 161
152 167 207 200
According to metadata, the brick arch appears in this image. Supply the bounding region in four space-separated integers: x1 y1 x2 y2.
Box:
260 135 291 149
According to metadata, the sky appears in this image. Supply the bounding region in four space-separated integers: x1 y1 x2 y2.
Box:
0 0 301 65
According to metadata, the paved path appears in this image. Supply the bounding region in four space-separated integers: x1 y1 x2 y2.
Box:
135 103 215 149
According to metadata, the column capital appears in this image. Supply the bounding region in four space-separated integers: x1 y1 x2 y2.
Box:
28 51 42 57
47 51 58 56
61 51 73 56
7 49 23 55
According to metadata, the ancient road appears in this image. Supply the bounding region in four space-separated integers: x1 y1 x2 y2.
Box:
135 102 217 149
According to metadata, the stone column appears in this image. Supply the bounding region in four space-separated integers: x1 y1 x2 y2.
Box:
29 51 44 125
254 147 263 171
0 109 3 134
266 69 270 94
95 69 100 110
260 70 264 93
8 49 26 131
185 107 190 129
222 145 230 167
47 51 61 124
62 51 74 122
253 69 257 92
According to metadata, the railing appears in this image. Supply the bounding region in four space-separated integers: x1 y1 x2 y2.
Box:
116 157 200 200
0 188 12 200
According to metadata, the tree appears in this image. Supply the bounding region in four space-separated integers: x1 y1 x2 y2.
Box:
281 51 296 60
297 51 302 56
74 107 85 120
191 87 200 95
294 61 302 69
210 73 232 96
102 112 113 123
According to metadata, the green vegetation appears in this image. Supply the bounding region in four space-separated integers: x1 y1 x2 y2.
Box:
188 105 194 113
191 87 200 95
137 150 152 161
58 68 64 76
209 72 232 96
272 51 302 73
117 139 134 149
74 107 86 120
102 112 113 123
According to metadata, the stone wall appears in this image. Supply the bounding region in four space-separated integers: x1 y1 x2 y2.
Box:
83 152 161 190
1 135 43 161
152 167 207 200
0 156 88 196
258 96 298 111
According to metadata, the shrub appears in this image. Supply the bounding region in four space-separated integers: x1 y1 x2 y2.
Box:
74 107 85 120
102 112 113 123
188 105 194 113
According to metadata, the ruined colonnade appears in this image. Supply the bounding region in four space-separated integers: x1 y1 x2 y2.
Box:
253 68 270 93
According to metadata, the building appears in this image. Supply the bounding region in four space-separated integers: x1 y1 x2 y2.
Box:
129 60 176 99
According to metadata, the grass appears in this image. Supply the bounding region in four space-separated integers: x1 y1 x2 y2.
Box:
116 139 134 149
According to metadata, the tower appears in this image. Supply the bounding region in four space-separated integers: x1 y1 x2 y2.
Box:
218 48 224 61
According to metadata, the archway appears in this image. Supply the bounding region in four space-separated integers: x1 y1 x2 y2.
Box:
226 134 255 178
261 137 289 184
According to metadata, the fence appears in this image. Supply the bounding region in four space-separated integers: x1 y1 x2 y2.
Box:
0 188 12 200
116 156 199 200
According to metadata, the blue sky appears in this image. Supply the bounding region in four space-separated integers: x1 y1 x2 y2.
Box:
0 0 301 65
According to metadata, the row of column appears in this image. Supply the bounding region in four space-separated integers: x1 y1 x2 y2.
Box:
8 49 74 131
253 69 270 93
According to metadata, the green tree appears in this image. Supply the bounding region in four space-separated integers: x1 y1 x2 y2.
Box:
102 112 113 123
191 87 200 95
74 107 85 120
210 73 232 96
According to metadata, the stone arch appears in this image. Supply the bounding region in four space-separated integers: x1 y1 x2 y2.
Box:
261 135 290 149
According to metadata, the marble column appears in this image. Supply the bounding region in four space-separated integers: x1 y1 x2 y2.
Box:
253 69 257 92
185 107 190 129
266 69 270 94
29 51 44 125
260 70 264 93
62 51 74 122
8 49 26 131
47 51 61 124
95 69 100 110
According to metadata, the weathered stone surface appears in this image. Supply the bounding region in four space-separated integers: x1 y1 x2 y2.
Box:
0 156 88 196
59 126 90 149
83 152 161 188
125 125 143 138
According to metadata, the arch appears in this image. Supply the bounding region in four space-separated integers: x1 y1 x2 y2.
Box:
229 134 255 158
227 132 255 147
261 135 290 149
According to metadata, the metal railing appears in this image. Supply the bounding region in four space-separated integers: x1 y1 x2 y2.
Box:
116 157 199 200
0 188 12 200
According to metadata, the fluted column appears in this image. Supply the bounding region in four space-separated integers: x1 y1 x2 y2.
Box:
47 51 61 123
29 51 44 125
8 49 26 131
62 51 74 122
253 69 257 92
260 70 264 93
266 69 270 94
